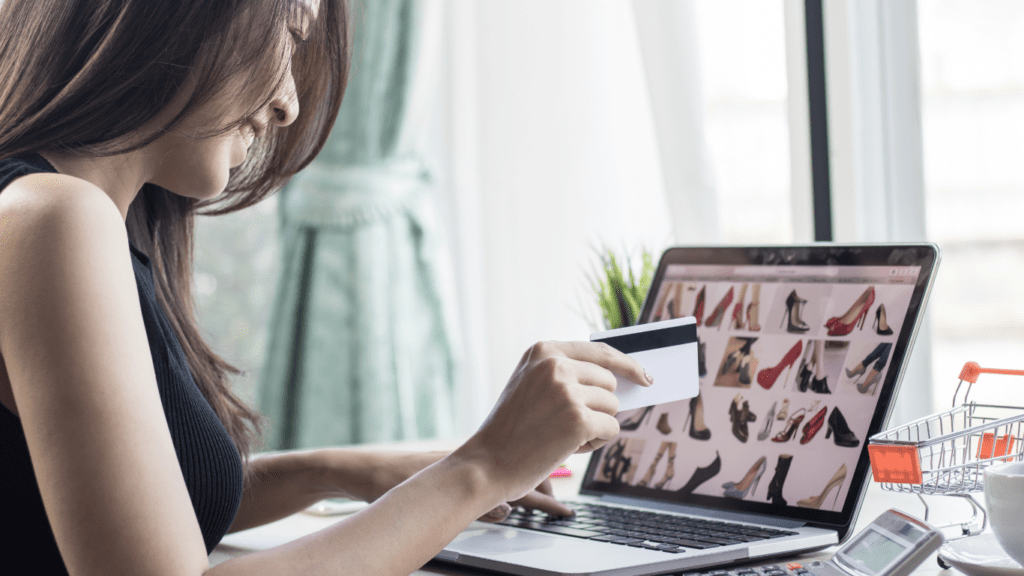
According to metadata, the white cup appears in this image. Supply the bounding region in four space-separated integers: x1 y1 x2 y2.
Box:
984 461 1024 564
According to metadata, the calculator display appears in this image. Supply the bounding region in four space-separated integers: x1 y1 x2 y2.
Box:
844 531 906 573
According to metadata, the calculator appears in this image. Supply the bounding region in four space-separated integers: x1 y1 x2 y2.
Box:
680 510 943 576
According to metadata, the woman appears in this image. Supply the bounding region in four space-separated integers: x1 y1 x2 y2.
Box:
0 0 650 574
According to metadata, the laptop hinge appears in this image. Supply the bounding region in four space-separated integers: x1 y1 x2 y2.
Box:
597 494 806 529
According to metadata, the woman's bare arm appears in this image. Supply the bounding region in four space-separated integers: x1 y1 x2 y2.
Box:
230 448 573 533
0 174 211 575
0 174 645 576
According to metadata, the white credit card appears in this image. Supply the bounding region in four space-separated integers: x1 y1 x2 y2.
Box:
590 317 699 412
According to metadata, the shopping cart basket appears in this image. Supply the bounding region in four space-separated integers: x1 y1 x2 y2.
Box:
867 361 1024 537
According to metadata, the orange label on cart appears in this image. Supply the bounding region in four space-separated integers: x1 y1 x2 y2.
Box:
977 432 1016 462
868 445 922 484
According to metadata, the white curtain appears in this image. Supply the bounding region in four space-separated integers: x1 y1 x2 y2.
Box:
431 0 715 429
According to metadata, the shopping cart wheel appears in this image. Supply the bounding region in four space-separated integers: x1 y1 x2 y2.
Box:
937 556 951 570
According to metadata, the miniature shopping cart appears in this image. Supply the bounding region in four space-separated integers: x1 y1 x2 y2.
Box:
867 362 1024 538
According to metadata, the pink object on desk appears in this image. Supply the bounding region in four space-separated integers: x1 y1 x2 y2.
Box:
549 467 571 478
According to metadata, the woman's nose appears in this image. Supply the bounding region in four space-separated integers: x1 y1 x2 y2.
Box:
270 73 299 127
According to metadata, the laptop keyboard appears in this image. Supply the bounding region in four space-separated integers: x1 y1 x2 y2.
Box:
498 502 798 554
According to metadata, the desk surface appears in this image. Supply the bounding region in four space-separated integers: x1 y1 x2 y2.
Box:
213 450 966 575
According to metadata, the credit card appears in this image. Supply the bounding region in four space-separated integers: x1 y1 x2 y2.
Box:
590 317 699 412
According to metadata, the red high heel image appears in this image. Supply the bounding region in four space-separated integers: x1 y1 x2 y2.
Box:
757 340 803 389
692 286 706 326
705 287 734 330
800 406 828 444
825 287 875 336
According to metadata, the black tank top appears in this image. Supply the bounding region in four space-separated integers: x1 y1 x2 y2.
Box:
0 154 243 573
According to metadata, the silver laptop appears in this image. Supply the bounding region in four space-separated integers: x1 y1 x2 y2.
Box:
437 244 940 576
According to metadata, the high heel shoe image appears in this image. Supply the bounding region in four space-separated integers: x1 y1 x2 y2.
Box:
800 406 827 444
722 337 756 376
618 406 653 432
730 396 757 443
738 355 754 386
757 340 803 389
692 285 706 325
656 413 672 435
757 401 777 441
638 441 674 488
678 451 721 495
857 370 882 395
797 464 847 509
731 283 748 330
845 363 866 379
873 303 893 336
747 284 761 332
697 339 707 378
826 407 860 448
723 456 767 499
705 287 734 330
781 290 810 333
766 454 793 506
682 393 712 441
654 444 677 489
825 286 875 336
772 409 805 442
776 398 789 421
636 444 665 488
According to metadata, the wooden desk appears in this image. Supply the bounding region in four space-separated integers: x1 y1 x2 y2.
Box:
213 451 958 575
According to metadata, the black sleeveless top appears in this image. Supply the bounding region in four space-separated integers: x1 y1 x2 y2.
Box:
0 154 243 573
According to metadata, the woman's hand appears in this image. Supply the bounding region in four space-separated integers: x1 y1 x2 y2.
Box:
453 341 651 507
368 451 574 520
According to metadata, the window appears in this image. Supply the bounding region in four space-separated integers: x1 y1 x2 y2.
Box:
917 0 1024 409
694 0 799 243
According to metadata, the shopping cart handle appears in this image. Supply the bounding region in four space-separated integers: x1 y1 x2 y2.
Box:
959 361 1024 384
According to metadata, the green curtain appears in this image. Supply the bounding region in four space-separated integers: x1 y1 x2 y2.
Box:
257 0 456 448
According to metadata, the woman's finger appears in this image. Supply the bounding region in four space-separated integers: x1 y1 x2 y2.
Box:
573 382 620 416
535 478 554 497
512 490 575 517
558 341 651 388
575 411 620 454
566 358 618 393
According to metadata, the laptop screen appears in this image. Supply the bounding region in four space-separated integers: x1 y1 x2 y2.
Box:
579 245 939 534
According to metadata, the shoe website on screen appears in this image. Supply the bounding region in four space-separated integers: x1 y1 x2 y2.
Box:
594 264 920 513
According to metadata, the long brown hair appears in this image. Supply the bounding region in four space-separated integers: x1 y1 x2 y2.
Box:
0 0 351 460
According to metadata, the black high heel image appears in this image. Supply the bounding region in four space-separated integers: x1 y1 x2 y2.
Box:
826 407 860 448
766 454 793 506
677 451 721 495
697 338 708 378
730 396 757 443
618 406 653 432
781 290 810 333
682 393 711 441
721 337 756 376
873 304 893 336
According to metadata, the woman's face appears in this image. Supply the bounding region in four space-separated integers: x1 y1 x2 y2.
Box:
147 30 301 200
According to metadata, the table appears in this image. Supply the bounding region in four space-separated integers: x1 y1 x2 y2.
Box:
213 449 967 575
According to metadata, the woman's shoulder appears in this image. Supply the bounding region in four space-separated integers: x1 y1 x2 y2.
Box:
0 170 127 260
1 168 121 224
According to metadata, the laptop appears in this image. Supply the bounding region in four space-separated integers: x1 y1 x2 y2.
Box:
437 244 940 576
